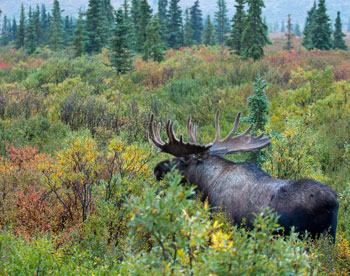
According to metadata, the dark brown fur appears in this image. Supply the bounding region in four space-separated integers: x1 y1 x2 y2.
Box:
155 155 339 240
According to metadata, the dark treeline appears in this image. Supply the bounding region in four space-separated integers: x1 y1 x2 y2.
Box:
0 0 348 67
0 0 270 64
302 0 347 50
0 0 229 55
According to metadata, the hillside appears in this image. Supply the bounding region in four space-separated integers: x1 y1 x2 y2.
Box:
1 0 350 25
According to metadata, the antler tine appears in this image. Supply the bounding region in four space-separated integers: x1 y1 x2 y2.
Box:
214 110 221 142
148 114 165 147
187 116 197 143
148 114 211 157
222 112 241 141
156 122 163 143
241 123 254 136
167 120 181 144
193 124 198 142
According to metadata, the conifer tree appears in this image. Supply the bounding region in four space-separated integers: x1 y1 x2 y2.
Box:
167 0 183 49
73 10 85 57
284 14 294 52
136 0 152 52
109 8 134 74
63 15 74 46
143 15 165 62
247 78 269 166
1 16 10 46
333 11 347 50
281 20 285 32
41 5 49 45
203 15 216 46
11 18 17 41
85 0 105 53
131 0 140 50
26 7 37 54
34 5 41 45
312 0 332 50
49 0 63 51
102 0 114 26
16 4 26 48
241 0 270 60
214 0 230 44
190 0 203 44
183 8 194 47
122 0 130 20
227 0 245 55
302 1 316 50
294 22 301 37
158 0 168 43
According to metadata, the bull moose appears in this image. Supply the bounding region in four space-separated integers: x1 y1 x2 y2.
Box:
147 110 339 240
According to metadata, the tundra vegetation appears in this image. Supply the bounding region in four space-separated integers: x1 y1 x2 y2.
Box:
0 40 350 275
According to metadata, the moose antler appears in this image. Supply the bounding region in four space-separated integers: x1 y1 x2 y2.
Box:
147 111 270 158
147 114 210 157
210 110 270 157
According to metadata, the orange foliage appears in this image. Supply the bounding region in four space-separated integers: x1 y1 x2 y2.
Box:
0 59 11 69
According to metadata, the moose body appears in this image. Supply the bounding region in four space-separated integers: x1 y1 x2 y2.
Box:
148 111 339 240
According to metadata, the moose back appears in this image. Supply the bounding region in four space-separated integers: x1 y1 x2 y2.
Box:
147 111 339 240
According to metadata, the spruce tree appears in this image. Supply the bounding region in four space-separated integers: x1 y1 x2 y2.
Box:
1 16 10 46
167 0 183 49
294 22 301 37
333 11 347 50
281 20 285 32
190 0 203 44
63 15 74 46
131 0 140 51
312 0 332 50
241 0 270 60
143 15 165 62
16 4 26 49
41 5 49 45
158 0 168 43
73 10 85 57
183 8 194 47
102 0 114 26
34 5 41 45
214 0 230 44
302 1 317 50
136 0 152 52
11 18 17 42
109 8 134 74
226 0 245 56
85 0 105 53
203 15 216 46
49 0 63 51
247 77 269 167
26 7 37 54
284 14 294 52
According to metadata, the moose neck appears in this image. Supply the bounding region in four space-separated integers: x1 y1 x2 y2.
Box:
184 155 274 192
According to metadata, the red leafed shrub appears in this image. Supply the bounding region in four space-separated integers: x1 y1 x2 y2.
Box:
0 59 11 69
5 143 39 167
333 63 350 81
14 186 51 236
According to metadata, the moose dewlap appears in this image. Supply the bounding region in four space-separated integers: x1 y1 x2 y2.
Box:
147 110 339 240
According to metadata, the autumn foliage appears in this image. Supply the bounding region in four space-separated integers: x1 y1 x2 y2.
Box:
0 43 350 274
